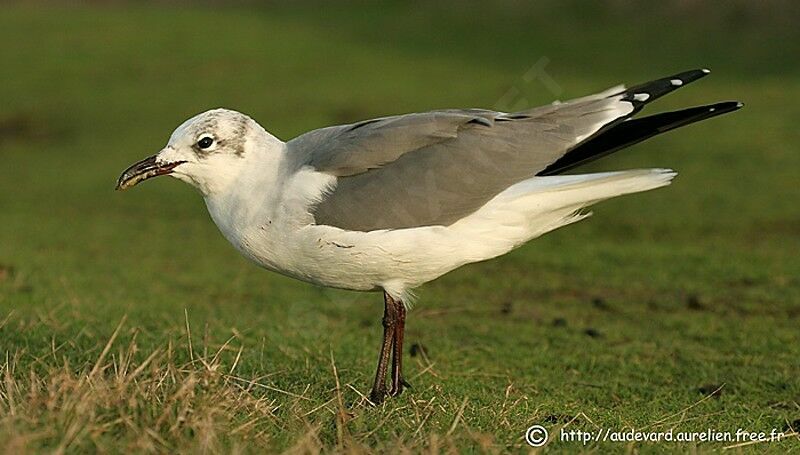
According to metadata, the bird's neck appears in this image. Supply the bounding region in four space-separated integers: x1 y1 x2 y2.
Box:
204 140 286 225
202 138 338 275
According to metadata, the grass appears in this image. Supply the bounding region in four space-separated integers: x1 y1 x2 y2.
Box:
1 1 799 453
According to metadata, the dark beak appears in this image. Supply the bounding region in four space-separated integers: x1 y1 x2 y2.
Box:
115 155 186 191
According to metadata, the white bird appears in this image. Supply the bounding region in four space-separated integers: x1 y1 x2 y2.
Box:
117 69 740 403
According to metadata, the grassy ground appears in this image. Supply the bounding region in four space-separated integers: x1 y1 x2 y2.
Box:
1 1 799 453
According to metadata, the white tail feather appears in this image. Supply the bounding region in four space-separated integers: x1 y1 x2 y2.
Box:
449 169 676 262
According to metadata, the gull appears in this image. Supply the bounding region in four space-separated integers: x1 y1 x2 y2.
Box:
116 69 741 403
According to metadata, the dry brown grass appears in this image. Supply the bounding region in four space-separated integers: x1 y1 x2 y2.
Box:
1 318 282 453
0 316 486 454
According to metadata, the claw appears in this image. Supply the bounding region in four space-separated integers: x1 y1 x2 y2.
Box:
389 376 412 397
369 389 386 405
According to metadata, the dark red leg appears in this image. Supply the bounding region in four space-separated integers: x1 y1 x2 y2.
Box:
369 292 398 404
389 300 410 397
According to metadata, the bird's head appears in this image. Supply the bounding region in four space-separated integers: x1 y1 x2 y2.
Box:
116 108 268 195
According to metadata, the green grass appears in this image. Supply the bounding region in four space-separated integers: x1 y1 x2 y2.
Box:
1 2 799 453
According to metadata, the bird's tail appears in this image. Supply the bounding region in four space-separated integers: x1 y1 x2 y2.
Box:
449 169 676 262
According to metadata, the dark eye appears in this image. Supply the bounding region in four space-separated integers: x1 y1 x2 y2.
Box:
197 136 214 149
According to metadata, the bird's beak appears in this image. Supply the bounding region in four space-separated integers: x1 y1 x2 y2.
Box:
115 154 186 191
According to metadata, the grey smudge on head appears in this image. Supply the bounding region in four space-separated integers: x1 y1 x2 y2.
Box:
189 109 250 158
226 115 249 157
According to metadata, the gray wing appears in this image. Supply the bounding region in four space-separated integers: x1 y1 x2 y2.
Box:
287 91 632 231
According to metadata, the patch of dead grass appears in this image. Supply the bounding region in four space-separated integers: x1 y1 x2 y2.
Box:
0 315 478 454
0 318 286 453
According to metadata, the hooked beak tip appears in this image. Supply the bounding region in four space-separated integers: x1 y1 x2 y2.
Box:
116 155 185 191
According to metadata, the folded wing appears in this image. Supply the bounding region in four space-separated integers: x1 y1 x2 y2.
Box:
290 100 636 231
287 69 721 232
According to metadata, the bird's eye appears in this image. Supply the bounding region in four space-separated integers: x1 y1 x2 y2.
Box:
197 136 214 149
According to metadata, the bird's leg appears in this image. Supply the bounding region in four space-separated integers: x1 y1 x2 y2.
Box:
369 291 398 404
389 297 410 397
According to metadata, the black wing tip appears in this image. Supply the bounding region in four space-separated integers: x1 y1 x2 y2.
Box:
539 99 742 176
619 68 714 107
672 68 712 84
706 100 744 114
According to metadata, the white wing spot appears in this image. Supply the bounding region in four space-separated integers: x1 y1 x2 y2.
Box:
633 93 650 102
670 79 683 86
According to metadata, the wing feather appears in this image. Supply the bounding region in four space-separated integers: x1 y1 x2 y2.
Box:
286 93 634 231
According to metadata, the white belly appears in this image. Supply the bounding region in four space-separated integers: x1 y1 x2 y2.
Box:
204 194 461 299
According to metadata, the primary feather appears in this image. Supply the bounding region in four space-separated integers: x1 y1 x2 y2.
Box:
288 69 735 232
